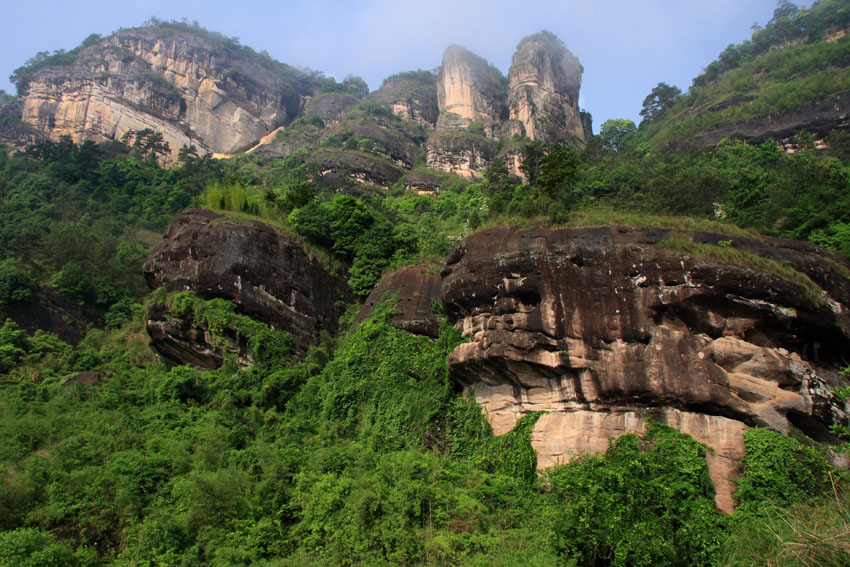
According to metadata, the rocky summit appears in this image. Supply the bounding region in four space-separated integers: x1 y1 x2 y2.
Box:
6 25 588 177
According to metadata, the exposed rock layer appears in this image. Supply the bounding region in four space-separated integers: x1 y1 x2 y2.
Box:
143 209 351 363
368 72 439 129
436 46 507 124
507 33 586 144
16 29 312 159
440 225 850 512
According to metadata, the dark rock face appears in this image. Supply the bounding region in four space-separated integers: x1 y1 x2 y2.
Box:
0 101 48 147
143 209 351 362
690 92 850 149
62 372 102 387
355 266 443 338
404 169 442 194
441 225 850 511
343 121 423 169
306 148 405 188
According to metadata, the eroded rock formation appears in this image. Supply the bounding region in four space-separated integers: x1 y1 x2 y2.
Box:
368 71 439 129
440 225 850 512
143 209 351 364
425 33 586 178
436 46 507 124
507 31 586 144
15 28 313 160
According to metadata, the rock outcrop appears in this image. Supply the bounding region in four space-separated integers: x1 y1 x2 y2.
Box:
426 130 497 179
355 265 443 338
368 71 439 129
441 225 850 512
436 46 507 125
307 148 405 189
690 91 850 150
425 34 586 178
507 31 586 144
143 209 351 364
14 27 313 160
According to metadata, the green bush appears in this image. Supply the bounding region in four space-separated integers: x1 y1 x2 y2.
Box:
734 427 833 509
546 421 726 567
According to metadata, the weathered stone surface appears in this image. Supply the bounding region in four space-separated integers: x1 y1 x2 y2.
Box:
15 28 312 160
426 131 497 179
143 209 351 362
368 71 439 128
689 92 850 150
343 121 423 169
0 101 49 147
355 266 443 338
441 225 850 511
507 32 586 145
306 148 405 188
404 169 442 194
62 371 103 387
437 46 507 124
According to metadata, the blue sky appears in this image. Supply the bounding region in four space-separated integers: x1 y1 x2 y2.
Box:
1 0 801 132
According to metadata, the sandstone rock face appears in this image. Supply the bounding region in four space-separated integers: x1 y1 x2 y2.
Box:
369 72 439 128
16 28 312 160
426 34 586 179
441 225 850 512
507 32 586 144
355 266 443 338
143 209 351 363
426 131 496 179
437 46 507 124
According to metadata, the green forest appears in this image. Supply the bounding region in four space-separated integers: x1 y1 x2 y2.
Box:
2 1 850 565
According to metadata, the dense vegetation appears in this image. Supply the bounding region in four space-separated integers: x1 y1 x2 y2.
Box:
638 0 850 146
2 1 850 564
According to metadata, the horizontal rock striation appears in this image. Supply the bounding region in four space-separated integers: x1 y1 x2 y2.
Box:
441 225 850 512
143 209 351 363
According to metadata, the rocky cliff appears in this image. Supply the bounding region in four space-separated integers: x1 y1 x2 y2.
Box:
507 31 587 144
142 209 351 365
436 46 508 125
368 71 439 129
13 26 313 160
7 26 588 182
425 34 586 178
440 225 850 512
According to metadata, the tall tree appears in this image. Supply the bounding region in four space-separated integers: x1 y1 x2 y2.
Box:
639 82 682 123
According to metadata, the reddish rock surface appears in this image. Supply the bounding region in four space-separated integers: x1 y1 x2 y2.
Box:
355 266 443 338
441 225 850 512
143 209 351 363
